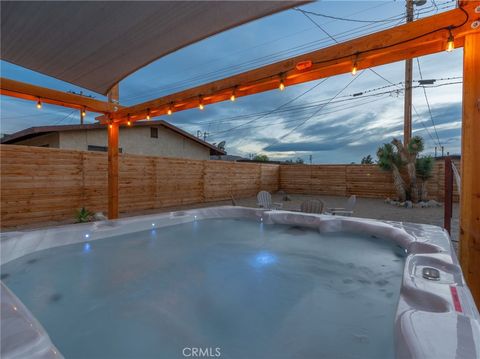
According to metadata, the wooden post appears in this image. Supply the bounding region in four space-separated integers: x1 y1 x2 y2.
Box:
108 123 119 219
444 156 453 234
459 32 480 307
107 85 119 219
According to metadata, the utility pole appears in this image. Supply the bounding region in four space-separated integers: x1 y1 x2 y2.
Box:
403 0 414 146
404 0 426 145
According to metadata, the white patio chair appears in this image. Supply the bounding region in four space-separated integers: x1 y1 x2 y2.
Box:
257 191 283 209
326 195 356 216
300 199 325 214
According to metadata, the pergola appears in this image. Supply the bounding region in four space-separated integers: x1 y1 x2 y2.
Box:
1 1 479 304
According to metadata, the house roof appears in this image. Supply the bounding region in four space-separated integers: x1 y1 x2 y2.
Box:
1 1 305 95
0 120 226 155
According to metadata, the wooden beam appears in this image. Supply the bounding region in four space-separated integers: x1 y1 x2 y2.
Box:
101 1 479 123
0 77 121 113
459 32 480 308
107 85 119 220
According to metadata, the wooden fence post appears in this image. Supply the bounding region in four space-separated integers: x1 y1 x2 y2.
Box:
444 156 453 234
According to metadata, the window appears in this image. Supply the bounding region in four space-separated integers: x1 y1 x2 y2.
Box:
150 127 158 138
88 145 122 153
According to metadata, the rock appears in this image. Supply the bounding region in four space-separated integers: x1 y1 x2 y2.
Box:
93 212 107 221
385 197 391 204
427 200 442 207
413 203 422 208
405 200 413 208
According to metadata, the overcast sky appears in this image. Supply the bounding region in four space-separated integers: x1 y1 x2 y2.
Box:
0 0 462 163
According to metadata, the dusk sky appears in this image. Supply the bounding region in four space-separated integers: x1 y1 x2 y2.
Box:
0 0 463 163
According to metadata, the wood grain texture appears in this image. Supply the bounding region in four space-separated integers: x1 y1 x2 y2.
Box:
0 145 457 229
0 145 279 228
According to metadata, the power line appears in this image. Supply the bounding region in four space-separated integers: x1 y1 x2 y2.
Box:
276 70 365 142
293 0 454 24
294 8 407 24
122 3 448 103
204 78 461 132
212 78 329 135
416 57 442 147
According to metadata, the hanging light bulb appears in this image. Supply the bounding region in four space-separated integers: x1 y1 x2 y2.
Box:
230 87 236 102
127 115 131 126
146 109 151 120
109 124 113 129
352 53 359 76
279 74 286 91
81 108 86 118
36 99 42 109
199 96 204 110
351 64 357 76
446 28 454 52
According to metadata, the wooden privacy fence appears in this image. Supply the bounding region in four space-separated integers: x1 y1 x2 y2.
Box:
0 145 279 228
0 145 458 228
279 161 459 201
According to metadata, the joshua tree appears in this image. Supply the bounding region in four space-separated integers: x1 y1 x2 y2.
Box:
416 156 434 201
391 136 424 203
377 143 406 201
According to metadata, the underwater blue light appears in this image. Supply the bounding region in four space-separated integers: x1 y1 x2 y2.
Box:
83 243 91 252
251 251 277 268
84 233 89 239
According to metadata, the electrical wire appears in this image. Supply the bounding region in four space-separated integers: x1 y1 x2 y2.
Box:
122 2 451 103
204 78 461 130
416 58 443 147
211 78 329 135
274 70 365 143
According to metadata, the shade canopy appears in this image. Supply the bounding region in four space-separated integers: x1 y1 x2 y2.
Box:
1 1 304 95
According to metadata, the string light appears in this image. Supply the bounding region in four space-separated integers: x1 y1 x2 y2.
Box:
230 87 236 102
167 103 173 115
351 63 357 76
279 74 286 91
146 109 151 120
81 108 86 117
36 99 42 109
446 28 454 52
127 115 131 126
109 123 113 129
199 96 204 110
351 53 359 76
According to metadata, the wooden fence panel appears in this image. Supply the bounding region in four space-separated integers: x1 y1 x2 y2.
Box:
0 144 458 229
0 145 280 228
279 160 458 201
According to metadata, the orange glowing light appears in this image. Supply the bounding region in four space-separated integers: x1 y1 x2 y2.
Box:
296 60 312 71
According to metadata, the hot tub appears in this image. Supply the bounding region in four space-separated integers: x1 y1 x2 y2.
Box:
1 206 479 359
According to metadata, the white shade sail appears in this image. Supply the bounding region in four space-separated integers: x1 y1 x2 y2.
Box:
1 1 305 95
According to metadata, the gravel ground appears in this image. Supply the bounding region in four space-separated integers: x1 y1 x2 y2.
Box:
5 193 459 252
124 193 459 247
